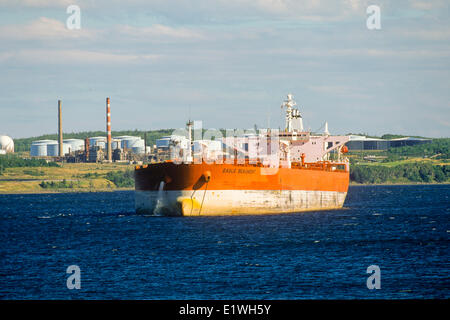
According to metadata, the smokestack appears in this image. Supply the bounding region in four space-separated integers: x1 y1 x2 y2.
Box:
144 132 147 155
187 120 193 161
58 100 63 157
84 138 90 162
106 97 112 161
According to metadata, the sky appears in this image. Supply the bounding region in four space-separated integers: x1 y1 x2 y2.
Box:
0 0 449 139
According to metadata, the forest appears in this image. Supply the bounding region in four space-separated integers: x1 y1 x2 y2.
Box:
350 162 449 184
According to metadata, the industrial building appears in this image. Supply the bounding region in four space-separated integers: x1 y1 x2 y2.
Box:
389 137 433 148
346 135 432 151
346 135 390 151
155 136 172 149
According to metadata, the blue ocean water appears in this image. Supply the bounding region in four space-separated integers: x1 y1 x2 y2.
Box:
0 185 448 299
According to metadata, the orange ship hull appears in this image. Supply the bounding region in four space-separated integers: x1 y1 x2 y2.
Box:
134 161 349 216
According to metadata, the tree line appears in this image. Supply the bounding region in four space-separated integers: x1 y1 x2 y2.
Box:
350 162 450 184
0 154 59 169
387 138 450 159
105 170 135 188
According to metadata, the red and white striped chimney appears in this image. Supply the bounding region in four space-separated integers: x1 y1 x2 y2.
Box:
106 97 112 161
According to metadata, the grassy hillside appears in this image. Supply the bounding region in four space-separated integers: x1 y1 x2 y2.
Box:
387 138 450 159
0 154 60 168
0 162 134 193
346 138 450 184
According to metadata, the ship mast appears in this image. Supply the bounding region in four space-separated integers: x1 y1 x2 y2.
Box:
186 119 193 162
281 94 303 132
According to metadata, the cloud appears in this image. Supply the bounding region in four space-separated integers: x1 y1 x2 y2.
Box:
210 0 368 20
0 17 205 44
1 0 448 26
0 17 97 40
0 49 160 64
0 0 72 8
410 0 448 10
114 24 205 41
396 29 450 41
265 47 450 60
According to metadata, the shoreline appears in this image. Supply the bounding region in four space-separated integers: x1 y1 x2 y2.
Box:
0 187 134 195
1 182 449 195
350 181 450 186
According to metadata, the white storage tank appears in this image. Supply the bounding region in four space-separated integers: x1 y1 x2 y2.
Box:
120 138 144 154
114 136 131 149
89 136 106 149
46 143 58 156
128 138 145 148
131 146 145 154
46 142 71 156
30 140 56 157
32 139 56 144
30 144 47 157
112 139 122 150
121 137 140 149
63 139 84 152
121 136 141 149
0 135 14 153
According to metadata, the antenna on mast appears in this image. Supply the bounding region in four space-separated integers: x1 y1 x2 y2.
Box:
281 94 303 132
186 107 193 162
324 121 330 135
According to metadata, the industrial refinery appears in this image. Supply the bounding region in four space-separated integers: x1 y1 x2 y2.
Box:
29 135 148 162
27 98 152 163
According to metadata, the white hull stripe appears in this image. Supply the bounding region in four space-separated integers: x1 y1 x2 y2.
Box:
135 189 347 216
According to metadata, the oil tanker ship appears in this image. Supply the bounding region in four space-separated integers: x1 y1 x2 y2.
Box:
135 94 350 216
